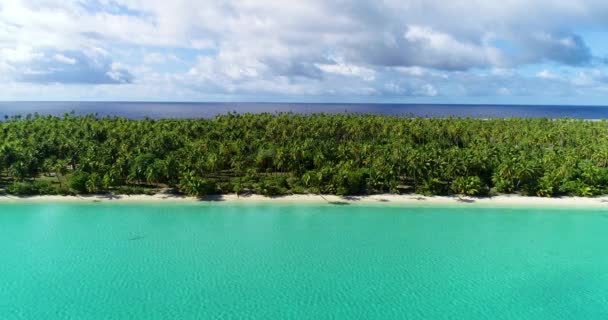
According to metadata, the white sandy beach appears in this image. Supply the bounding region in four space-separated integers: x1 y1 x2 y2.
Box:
1 193 608 208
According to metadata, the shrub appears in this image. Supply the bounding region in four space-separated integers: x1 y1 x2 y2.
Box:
335 169 367 196
290 185 307 194
559 180 599 197
179 173 217 197
68 171 90 193
536 176 555 197
492 176 515 194
86 172 104 194
450 176 485 196
7 180 56 196
255 176 288 197
417 177 449 196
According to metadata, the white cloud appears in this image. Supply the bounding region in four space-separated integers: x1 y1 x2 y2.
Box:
143 52 179 64
54 53 76 64
395 66 427 77
536 70 560 80
1 0 602 66
1 0 608 101
1 46 43 63
403 25 504 68
188 53 267 82
316 61 376 81
571 69 608 87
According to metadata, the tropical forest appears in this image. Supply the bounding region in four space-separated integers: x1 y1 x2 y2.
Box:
1 112 608 198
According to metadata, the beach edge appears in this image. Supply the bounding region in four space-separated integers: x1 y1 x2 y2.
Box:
1 193 608 208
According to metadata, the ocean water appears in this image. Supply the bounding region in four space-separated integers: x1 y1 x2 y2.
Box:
1 203 607 319
2 101 608 119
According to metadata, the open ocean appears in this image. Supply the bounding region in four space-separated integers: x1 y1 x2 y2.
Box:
2 101 608 119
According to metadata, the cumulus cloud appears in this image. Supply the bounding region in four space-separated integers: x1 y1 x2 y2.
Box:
536 70 561 80
143 52 179 65
352 24 504 70
10 49 133 84
571 69 608 87
54 53 77 65
317 60 376 81
518 32 592 66
0 0 608 100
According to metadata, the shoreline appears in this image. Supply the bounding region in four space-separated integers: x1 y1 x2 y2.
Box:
1 193 608 208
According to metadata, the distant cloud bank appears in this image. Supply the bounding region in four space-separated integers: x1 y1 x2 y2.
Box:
0 0 608 103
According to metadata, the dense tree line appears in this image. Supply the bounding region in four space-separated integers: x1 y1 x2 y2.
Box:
1 112 608 197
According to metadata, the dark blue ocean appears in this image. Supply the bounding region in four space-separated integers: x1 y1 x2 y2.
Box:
2 102 608 119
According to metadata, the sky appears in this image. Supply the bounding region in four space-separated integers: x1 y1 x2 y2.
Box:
1 0 608 104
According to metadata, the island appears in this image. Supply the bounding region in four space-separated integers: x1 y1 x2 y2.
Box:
1 112 607 200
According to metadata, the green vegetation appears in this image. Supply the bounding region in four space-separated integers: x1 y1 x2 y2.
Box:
2 112 608 198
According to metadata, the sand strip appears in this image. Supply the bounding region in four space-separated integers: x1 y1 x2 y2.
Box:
0 193 607 208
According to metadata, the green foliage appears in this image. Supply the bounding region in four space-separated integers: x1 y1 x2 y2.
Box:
7 180 57 196
232 178 244 195
451 176 485 196
68 171 90 193
255 175 289 196
179 172 217 197
536 175 557 197
85 172 104 194
492 176 515 194
2 113 608 197
559 180 600 197
417 178 449 196
335 168 368 196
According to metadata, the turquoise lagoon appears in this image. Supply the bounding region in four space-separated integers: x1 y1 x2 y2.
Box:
1 202 608 319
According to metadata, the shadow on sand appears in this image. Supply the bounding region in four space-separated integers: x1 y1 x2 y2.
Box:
198 195 227 202
456 197 476 203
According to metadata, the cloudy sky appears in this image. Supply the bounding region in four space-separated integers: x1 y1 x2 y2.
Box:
1 0 608 104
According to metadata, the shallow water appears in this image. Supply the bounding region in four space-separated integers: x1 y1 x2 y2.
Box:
1 203 607 319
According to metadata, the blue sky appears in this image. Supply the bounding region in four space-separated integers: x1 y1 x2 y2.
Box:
1 0 608 104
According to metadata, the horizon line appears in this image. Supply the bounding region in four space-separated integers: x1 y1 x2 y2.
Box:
1 101 608 108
